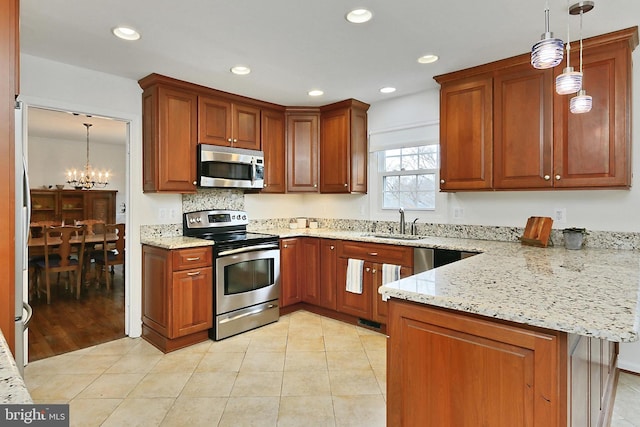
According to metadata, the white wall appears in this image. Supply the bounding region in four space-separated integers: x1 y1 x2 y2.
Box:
28 135 127 212
19 54 183 338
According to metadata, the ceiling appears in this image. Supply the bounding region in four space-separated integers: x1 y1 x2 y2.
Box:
20 0 640 143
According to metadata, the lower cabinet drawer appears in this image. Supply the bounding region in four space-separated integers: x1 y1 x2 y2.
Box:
337 240 413 266
172 246 212 270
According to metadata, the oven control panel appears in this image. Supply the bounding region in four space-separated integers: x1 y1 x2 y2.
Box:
184 210 249 229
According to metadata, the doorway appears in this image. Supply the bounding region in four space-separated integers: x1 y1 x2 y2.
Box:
26 106 128 361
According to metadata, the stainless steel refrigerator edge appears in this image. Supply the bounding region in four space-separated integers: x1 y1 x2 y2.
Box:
14 100 33 377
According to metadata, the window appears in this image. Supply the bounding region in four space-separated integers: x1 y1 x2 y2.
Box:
377 145 439 210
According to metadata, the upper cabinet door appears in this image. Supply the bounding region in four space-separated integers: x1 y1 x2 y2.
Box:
553 35 633 189
286 112 319 192
198 96 232 146
232 103 261 150
439 76 493 191
320 108 350 193
493 64 554 189
261 109 286 193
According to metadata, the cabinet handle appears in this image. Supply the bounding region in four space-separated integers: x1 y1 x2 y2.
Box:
440 179 445 184
365 267 371 272
283 244 288 248
313 184 317 188
186 257 200 261
555 174 561 180
368 252 378 256
227 138 232 142
544 175 550 181
263 183 268 188
344 183 348 187
330 245 335 250
233 138 237 143
371 269 377 274
192 180 197 185
187 271 201 276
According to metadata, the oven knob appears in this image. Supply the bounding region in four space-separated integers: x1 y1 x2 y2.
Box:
242 215 247 220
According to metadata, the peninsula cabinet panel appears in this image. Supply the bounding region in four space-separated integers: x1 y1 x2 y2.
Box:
493 64 554 189
261 109 286 193
198 96 261 150
140 82 198 193
387 299 565 427
553 34 634 189
286 111 319 192
437 75 493 191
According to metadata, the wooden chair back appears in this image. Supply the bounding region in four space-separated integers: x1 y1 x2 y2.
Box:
95 224 126 290
38 225 86 303
75 219 105 235
30 220 62 238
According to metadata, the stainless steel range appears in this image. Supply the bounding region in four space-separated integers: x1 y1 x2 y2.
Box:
183 210 280 340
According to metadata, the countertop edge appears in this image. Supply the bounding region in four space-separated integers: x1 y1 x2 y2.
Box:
0 330 33 404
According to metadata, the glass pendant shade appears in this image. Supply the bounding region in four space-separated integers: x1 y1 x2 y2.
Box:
555 67 583 94
531 34 564 69
570 89 592 114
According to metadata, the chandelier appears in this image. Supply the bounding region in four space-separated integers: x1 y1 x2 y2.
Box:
66 123 110 189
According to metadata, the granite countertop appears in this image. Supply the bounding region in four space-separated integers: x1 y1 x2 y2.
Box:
144 227 640 342
140 236 215 250
0 330 32 404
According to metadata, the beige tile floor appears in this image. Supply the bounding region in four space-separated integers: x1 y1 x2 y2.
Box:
24 310 640 426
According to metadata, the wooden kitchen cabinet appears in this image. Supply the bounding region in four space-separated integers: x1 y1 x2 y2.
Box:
139 74 198 193
280 238 301 307
286 109 320 192
435 27 638 192
261 108 286 193
198 95 261 150
319 239 338 310
319 99 369 193
300 238 321 305
337 240 413 323
552 29 636 189
387 299 565 427
142 245 213 352
436 74 493 191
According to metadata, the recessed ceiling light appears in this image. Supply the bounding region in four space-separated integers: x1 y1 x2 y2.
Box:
230 66 251 75
417 54 439 64
346 9 373 24
112 26 141 41
308 90 324 97
380 87 396 94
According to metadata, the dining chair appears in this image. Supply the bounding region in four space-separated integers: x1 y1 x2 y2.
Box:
94 223 125 291
75 219 106 282
28 220 63 298
74 219 105 235
34 225 86 304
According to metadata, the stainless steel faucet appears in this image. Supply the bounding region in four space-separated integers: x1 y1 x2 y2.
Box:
399 207 405 234
411 218 418 235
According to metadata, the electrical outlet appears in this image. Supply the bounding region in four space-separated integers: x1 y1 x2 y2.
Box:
159 208 167 220
553 208 566 224
453 208 464 219
169 209 177 221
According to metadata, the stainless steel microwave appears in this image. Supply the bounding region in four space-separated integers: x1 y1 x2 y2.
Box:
197 144 265 189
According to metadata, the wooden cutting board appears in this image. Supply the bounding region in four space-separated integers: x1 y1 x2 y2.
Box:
520 216 554 247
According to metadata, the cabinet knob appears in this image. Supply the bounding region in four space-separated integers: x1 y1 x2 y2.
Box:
283 244 288 248
313 184 317 188
555 174 561 180
193 181 197 185
263 183 268 188
371 269 377 274
233 138 238 143
440 179 445 184
544 175 550 181
365 267 371 272
344 183 348 187
227 138 232 142
330 245 335 250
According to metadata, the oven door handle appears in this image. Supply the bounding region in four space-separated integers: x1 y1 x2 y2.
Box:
219 303 279 325
217 243 279 256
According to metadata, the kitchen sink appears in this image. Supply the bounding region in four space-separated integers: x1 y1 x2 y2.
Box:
366 233 423 240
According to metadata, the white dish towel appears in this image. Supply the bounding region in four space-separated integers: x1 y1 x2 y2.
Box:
346 258 364 294
381 264 401 301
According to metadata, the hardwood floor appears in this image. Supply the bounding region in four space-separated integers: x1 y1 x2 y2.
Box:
27 264 125 362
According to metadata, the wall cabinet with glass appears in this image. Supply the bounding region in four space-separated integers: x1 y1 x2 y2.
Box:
30 189 117 224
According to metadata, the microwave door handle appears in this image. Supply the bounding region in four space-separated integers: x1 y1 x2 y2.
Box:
250 158 257 184
218 243 279 256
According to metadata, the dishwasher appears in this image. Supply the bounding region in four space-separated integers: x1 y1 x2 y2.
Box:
414 248 478 273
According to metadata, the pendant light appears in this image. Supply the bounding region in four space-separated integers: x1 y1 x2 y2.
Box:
531 0 564 69
569 1 594 114
555 0 582 94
